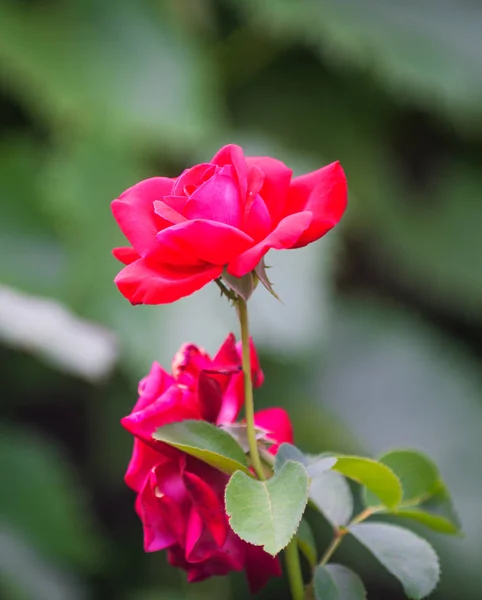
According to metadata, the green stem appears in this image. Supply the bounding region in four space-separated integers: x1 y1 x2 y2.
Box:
319 531 344 566
237 297 265 481
285 538 305 600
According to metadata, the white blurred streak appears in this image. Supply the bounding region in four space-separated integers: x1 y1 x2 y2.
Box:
0 285 118 381
0 527 86 600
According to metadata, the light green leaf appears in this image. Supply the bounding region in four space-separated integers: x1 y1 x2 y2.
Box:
296 519 317 568
310 470 354 527
225 461 309 555
365 450 439 506
275 443 337 477
153 420 250 476
314 564 367 600
333 456 402 508
350 523 440 599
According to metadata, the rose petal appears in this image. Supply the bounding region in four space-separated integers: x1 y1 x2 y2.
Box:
112 246 140 265
246 156 293 226
245 543 282 593
285 161 347 247
153 200 187 224
125 439 166 492
197 372 223 423
111 177 174 256
152 220 254 267
211 144 247 199
172 163 217 196
114 258 223 305
185 507 204 557
121 385 200 444
243 193 272 242
184 166 243 228
134 362 174 413
235 337 264 388
136 480 177 552
254 407 294 454
184 471 228 549
227 211 312 277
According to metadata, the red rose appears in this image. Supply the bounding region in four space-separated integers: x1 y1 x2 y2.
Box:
112 144 347 304
121 335 293 592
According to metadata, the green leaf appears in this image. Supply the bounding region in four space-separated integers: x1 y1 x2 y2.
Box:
309 470 354 527
364 450 461 534
153 420 250 476
225 461 309 556
350 523 440 599
296 519 317 568
333 456 402 508
365 450 439 506
314 564 367 600
390 509 459 535
275 443 337 478
220 423 270 453
0 426 101 570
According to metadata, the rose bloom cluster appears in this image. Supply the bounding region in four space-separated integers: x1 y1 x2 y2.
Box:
121 334 294 592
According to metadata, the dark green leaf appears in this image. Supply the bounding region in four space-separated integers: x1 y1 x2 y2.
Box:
296 519 317 568
365 450 439 506
225 461 309 555
222 270 255 301
153 420 250 475
350 523 440 599
314 564 367 600
333 456 402 508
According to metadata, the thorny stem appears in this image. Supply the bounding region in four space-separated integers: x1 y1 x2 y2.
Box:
237 296 265 481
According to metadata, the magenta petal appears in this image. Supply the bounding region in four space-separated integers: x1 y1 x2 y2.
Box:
211 144 247 199
152 220 254 266
286 161 347 247
254 408 294 454
112 246 140 265
227 211 312 277
125 439 165 492
136 481 177 552
197 372 223 423
172 163 217 196
246 156 293 226
121 385 200 444
184 166 243 228
245 543 282 593
111 177 174 256
134 362 174 413
185 507 204 557
184 471 228 549
153 200 187 224
243 193 272 242
114 258 223 304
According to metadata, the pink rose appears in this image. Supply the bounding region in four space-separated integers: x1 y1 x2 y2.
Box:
112 144 347 304
121 335 294 592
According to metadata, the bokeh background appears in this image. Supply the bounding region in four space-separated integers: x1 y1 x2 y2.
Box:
1 1 482 598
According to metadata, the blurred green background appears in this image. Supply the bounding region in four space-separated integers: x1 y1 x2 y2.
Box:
1 1 482 598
